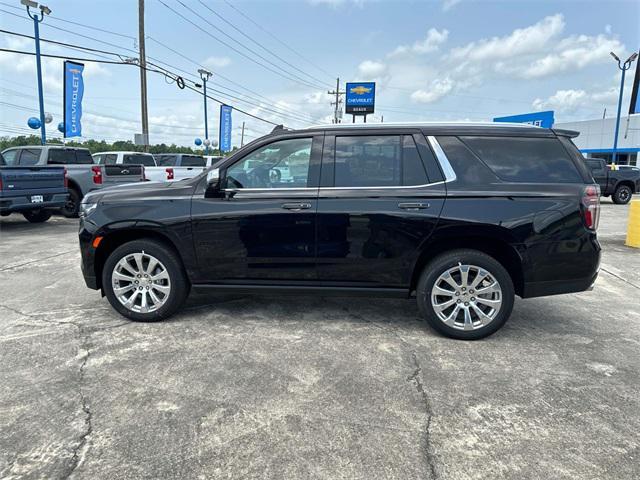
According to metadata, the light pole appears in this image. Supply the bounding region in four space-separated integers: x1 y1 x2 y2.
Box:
610 51 638 165
197 69 212 155
22 0 51 145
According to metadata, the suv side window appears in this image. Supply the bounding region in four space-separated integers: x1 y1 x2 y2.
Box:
19 149 41 166
460 136 583 183
2 150 18 165
333 135 429 187
226 137 313 189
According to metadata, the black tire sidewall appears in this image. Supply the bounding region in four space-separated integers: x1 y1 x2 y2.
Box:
417 249 515 340
102 240 189 322
61 188 81 218
23 209 52 223
613 185 632 205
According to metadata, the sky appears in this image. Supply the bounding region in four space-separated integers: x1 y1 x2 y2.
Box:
0 0 639 148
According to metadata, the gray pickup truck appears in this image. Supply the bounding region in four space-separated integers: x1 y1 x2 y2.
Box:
1 146 145 217
0 151 68 223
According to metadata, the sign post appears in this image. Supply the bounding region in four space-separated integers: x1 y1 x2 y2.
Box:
345 82 375 122
63 61 84 138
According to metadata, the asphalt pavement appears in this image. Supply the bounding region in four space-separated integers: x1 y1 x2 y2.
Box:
0 199 638 480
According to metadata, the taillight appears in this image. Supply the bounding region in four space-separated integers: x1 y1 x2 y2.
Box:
582 184 600 230
166 167 174 180
91 166 103 185
63 167 68 188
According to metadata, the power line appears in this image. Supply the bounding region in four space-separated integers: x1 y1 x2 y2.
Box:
221 0 335 81
155 0 325 90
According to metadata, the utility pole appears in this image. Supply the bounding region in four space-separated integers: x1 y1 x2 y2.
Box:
327 77 345 124
241 121 245 147
138 0 149 151
22 0 50 145
610 51 638 164
198 69 212 155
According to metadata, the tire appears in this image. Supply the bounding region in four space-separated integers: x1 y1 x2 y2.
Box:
102 239 190 322
612 185 632 205
416 249 515 340
22 209 52 223
61 187 81 218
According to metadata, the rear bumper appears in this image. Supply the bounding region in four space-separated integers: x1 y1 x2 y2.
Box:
0 192 68 213
522 269 599 298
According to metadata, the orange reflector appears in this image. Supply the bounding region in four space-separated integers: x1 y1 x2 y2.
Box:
92 236 103 248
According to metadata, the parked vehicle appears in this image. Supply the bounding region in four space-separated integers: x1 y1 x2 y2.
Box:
0 151 68 223
611 164 640 172
153 154 207 181
584 157 640 204
79 122 601 340
204 155 225 168
1 146 145 217
91 151 170 182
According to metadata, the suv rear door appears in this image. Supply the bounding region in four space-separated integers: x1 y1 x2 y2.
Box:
191 133 323 282
316 129 446 288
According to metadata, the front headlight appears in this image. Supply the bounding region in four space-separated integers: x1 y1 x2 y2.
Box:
79 202 98 218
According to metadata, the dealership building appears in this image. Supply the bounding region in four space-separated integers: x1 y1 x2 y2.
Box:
555 114 640 166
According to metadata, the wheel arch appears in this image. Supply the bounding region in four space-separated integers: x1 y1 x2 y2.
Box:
615 180 636 192
410 233 525 297
93 228 187 291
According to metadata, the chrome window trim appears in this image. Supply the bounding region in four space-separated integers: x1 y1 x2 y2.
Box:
427 136 457 183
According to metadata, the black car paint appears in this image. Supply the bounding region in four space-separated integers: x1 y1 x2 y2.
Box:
79 125 600 300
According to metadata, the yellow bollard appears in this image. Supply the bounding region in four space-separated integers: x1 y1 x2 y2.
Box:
626 199 640 248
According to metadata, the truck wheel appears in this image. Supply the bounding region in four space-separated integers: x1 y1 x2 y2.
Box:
22 209 52 223
61 188 81 218
416 249 514 340
102 239 189 322
612 185 632 205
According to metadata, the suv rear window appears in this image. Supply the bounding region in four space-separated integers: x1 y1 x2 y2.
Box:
334 135 429 187
123 154 155 167
181 156 205 167
460 136 583 183
48 149 93 164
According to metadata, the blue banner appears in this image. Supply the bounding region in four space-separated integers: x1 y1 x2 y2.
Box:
493 111 554 129
64 61 84 138
219 105 232 152
345 82 375 115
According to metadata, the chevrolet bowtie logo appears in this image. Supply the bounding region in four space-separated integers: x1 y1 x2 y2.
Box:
350 86 372 95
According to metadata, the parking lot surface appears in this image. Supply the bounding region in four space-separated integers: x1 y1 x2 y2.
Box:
1 199 639 480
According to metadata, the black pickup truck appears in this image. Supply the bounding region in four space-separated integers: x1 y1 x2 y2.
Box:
584 158 640 204
0 152 68 223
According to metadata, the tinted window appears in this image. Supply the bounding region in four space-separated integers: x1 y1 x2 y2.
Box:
19 149 41 166
435 136 498 185
181 156 205 167
460 136 583 183
227 137 312 189
123 154 155 166
2 150 18 165
103 154 117 165
92 154 102 164
334 135 428 187
155 155 177 166
0 152 5 166
47 149 93 164
76 150 94 164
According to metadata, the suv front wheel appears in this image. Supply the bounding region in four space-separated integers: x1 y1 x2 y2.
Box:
102 239 189 321
417 249 515 340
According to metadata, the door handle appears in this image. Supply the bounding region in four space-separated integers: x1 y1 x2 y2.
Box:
398 202 430 210
281 202 312 211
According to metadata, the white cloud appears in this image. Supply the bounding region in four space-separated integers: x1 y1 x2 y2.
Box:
357 60 387 78
202 56 231 69
410 78 454 104
533 89 588 112
442 0 462 12
389 28 449 57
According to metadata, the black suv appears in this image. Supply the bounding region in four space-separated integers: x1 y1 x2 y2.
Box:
79 123 601 339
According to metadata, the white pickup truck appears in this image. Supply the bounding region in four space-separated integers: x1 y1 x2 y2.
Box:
92 152 205 183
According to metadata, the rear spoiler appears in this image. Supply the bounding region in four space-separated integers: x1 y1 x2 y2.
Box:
552 128 580 138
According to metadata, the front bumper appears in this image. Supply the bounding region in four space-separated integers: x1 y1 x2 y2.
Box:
79 217 100 290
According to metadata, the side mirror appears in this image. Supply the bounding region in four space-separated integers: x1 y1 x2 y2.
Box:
205 168 223 198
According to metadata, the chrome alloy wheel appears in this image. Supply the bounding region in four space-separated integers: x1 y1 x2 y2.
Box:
111 252 171 313
430 263 502 331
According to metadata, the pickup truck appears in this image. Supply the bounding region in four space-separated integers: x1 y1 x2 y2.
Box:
94 152 205 183
1 146 145 217
0 151 68 223
584 157 640 204
154 154 207 181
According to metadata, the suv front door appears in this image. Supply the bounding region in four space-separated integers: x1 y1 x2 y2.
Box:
191 134 322 283
316 130 446 288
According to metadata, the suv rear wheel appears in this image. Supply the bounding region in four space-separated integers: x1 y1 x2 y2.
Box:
417 249 514 340
102 239 189 322
612 184 632 205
